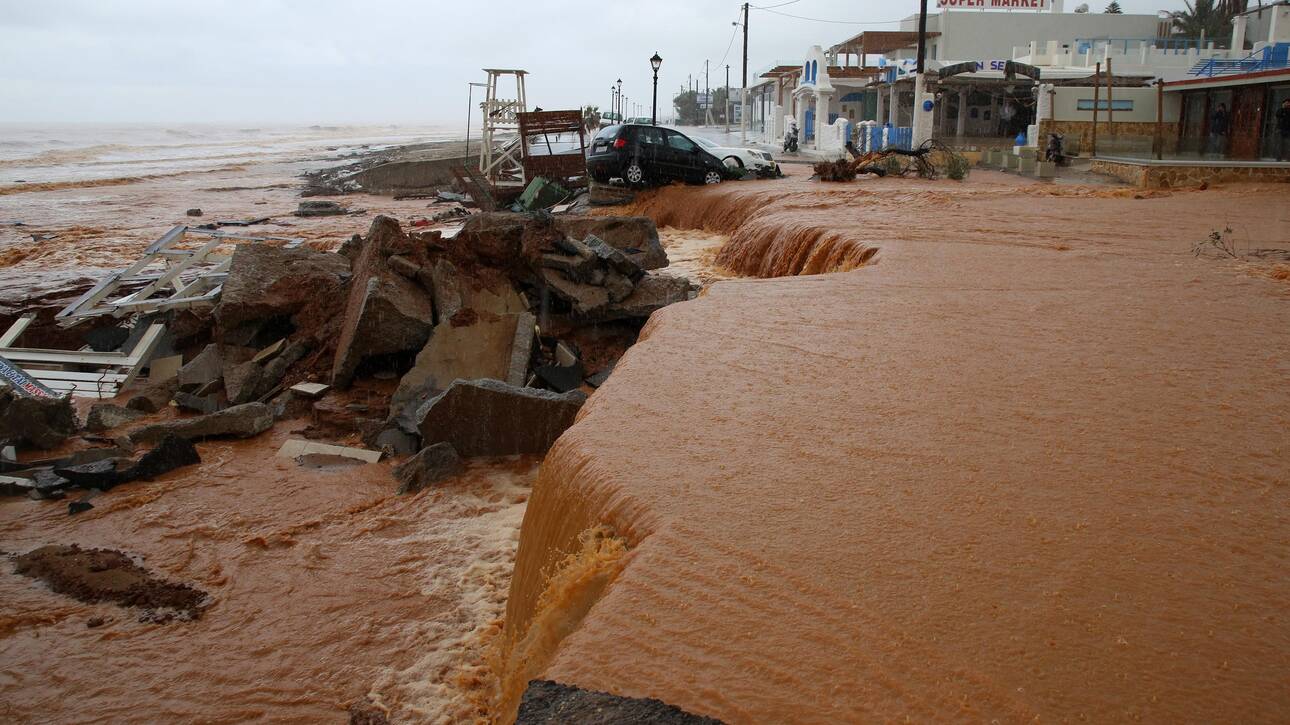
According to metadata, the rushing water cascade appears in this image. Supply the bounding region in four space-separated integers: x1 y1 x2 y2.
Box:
619 185 878 278
500 175 1290 723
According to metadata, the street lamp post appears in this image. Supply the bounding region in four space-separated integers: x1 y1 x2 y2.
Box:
650 52 662 126
616 78 623 120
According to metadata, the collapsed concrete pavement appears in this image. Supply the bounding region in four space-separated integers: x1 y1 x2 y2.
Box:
3 209 697 503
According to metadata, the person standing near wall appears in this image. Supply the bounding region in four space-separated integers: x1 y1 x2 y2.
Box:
1209 102 1229 157
1276 98 1290 161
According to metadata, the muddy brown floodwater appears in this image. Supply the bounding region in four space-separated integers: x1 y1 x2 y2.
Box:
0 422 535 723
2 155 1289 723
498 167 1290 722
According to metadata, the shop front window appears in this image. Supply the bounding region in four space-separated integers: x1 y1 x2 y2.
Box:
1260 85 1290 161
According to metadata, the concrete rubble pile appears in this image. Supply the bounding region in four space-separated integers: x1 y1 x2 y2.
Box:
1 210 697 503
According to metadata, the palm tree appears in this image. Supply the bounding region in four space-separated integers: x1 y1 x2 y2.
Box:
1170 0 1237 42
1104 1 1123 13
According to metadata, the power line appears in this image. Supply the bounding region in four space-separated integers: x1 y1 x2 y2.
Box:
751 0 801 8
753 6 906 24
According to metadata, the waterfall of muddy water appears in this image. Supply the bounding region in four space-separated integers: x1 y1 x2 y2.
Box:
498 168 1290 723
0 420 537 723
656 227 734 285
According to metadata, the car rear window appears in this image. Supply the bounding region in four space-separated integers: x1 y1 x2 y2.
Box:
594 125 622 141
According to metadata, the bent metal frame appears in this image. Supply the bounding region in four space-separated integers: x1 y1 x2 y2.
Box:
56 225 303 323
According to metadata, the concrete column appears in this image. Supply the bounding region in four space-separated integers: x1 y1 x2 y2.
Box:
876 88 885 125
888 83 897 126
938 94 948 138
912 73 935 147
816 92 832 150
990 94 1000 135
956 88 969 139
1231 14 1247 53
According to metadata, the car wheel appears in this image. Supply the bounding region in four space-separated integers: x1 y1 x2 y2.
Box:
723 156 743 170
703 170 723 185
624 161 645 186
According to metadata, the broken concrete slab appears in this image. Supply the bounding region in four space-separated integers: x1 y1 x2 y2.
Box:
554 215 667 270
259 341 308 389
389 312 535 419
85 404 145 433
277 439 382 464
129 403 274 445
147 354 183 383
250 338 286 364
428 258 527 322
602 272 697 321
223 360 266 405
555 341 579 368
534 362 585 394
374 427 420 457
414 378 586 457
27 469 70 499
0 388 77 450
515 680 723 725
457 213 526 264
212 244 351 340
332 273 434 386
332 217 435 387
393 442 463 495
540 269 609 317
173 391 222 415
123 434 201 481
289 382 329 399
0 474 37 497
387 255 421 280
53 459 124 489
539 252 598 282
54 434 199 490
603 271 635 303
295 200 347 217
177 344 222 389
583 234 644 281
125 376 180 414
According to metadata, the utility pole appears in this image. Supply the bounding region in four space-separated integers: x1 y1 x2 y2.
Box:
1091 62 1100 158
725 64 731 133
911 0 933 147
741 1 749 143
705 59 712 127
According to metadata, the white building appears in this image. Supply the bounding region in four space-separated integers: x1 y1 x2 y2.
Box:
747 3 1289 155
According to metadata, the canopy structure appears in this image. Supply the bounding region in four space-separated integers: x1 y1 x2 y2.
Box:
830 31 942 63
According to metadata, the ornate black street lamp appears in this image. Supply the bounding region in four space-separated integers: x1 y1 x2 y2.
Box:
650 52 662 126
616 78 623 120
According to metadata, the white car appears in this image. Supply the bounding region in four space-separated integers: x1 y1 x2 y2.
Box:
692 137 779 175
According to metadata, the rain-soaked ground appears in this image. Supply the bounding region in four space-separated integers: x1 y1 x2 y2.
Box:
3 149 1289 723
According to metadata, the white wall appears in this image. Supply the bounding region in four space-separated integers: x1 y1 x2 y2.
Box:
894 10 1163 62
1050 86 1180 123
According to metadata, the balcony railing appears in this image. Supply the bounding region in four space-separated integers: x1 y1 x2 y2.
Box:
1187 44 1290 77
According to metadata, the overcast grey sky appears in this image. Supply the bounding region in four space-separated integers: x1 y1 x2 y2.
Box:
0 0 1186 125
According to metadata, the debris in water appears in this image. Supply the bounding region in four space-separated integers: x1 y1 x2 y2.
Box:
516 680 724 724
277 439 382 464
13 544 209 621
393 441 464 494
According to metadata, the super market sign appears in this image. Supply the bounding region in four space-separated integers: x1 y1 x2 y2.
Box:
938 0 1048 7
